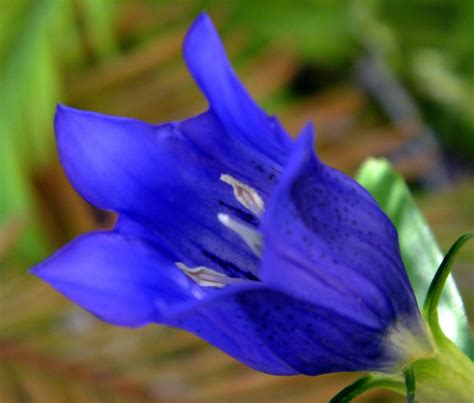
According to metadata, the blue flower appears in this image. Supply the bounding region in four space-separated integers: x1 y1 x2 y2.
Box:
32 14 432 376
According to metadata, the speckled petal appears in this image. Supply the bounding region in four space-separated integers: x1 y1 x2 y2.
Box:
163 283 298 375
164 285 396 375
260 124 421 329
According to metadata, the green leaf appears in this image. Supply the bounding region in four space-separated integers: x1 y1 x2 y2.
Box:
356 158 473 358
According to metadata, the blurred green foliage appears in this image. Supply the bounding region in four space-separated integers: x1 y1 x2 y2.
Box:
0 0 116 264
358 0 474 157
207 0 474 155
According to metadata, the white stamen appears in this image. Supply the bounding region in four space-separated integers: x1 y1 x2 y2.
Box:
218 213 263 257
220 174 264 216
176 262 249 288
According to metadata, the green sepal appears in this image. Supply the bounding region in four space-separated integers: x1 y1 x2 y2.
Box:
423 232 474 340
329 374 404 402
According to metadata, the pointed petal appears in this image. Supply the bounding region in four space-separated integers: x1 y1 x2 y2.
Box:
31 232 198 327
259 124 421 329
164 284 396 375
235 288 400 374
163 283 296 375
55 104 157 213
183 13 291 164
55 106 275 279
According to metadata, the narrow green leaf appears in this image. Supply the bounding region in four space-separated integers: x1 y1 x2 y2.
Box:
423 232 474 339
356 158 473 358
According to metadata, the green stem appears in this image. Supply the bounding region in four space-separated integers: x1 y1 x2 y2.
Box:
404 367 415 403
423 232 474 338
329 375 403 402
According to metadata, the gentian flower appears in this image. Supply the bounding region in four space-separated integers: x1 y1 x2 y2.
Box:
32 14 434 377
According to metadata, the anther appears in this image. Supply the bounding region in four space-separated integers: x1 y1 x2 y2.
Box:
220 174 264 216
176 262 251 288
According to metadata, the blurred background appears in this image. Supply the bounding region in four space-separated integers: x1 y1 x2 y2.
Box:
1 0 473 402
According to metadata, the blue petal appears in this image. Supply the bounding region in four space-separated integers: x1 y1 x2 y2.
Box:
165 285 395 375
164 283 298 375
235 288 397 374
31 232 198 327
183 13 291 165
260 124 421 329
55 106 275 279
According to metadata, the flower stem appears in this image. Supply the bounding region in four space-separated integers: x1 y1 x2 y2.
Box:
404 367 415 403
329 374 403 402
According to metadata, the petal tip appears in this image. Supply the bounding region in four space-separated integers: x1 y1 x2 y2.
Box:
185 12 214 44
194 11 211 25
54 103 68 125
54 103 78 123
183 12 222 67
296 121 315 152
54 103 83 142
29 254 63 284
28 266 40 277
